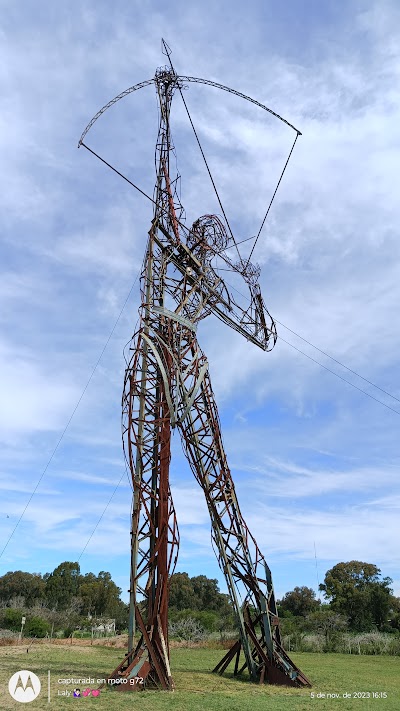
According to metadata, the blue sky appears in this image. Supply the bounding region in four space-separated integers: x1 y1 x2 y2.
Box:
1 0 399 604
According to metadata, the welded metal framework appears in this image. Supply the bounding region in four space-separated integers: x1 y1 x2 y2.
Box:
80 44 311 691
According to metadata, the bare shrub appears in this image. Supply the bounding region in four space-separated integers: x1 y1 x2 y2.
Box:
302 634 325 652
0 629 19 646
345 632 393 655
169 617 207 645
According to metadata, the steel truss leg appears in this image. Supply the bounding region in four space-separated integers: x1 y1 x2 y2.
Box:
176 348 311 687
108 327 179 691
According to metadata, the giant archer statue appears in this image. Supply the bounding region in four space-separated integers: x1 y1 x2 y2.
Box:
79 41 311 691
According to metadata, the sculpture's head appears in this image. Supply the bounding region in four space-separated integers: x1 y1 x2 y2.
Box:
187 215 229 265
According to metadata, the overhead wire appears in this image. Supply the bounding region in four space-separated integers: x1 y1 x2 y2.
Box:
77 469 128 562
78 311 146 559
0 269 141 561
278 334 400 416
274 318 400 407
221 274 400 416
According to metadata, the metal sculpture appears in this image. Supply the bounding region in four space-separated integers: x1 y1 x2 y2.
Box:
79 41 311 691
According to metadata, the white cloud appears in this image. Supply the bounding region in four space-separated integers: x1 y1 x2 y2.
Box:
0 341 80 438
52 469 131 488
0 0 399 598
171 485 209 525
246 502 400 570
245 457 400 499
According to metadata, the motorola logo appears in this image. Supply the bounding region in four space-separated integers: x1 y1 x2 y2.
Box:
8 670 41 703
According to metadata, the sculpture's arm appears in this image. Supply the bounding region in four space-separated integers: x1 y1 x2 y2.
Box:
153 222 277 351
207 282 277 352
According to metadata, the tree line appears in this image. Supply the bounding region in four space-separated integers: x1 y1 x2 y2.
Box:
0 561 128 638
278 561 399 633
0 559 398 641
168 562 399 635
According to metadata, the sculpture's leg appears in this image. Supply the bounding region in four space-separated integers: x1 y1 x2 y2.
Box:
176 345 311 687
107 328 179 691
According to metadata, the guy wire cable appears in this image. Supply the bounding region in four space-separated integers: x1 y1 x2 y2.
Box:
223 276 400 416
0 269 141 561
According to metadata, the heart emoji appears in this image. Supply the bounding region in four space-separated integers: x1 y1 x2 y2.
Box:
82 688 91 697
91 689 100 697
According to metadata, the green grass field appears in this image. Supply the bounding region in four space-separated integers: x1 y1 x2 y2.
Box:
0 643 399 710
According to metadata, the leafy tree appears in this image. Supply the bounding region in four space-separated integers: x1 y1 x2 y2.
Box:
95 571 122 616
169 572 232 614
217 608 237 641
169 573 200 610
27 604 66 635
319 561 393 631
369 583 393 631
169 608 219 632
25 616 50 638
279 615 301 635
306 607 348 651
2 608 24 632
78 571 122 617
0 563 125 634
112 600 129 632
388 596 400 630
0 571 45 607
78 573 98 616
278 586 320 617
45 562 80 610
191 575 222 612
